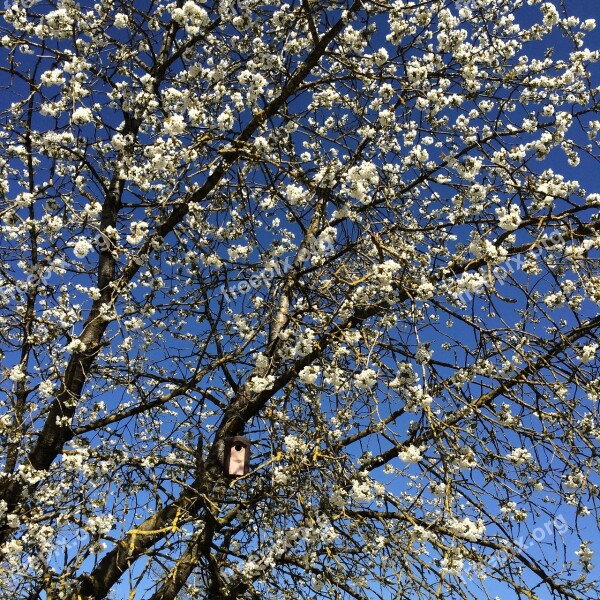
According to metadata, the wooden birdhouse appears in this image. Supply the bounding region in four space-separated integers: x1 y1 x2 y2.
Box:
224 436 250 477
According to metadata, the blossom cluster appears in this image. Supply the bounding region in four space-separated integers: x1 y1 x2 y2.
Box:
239 512 338 578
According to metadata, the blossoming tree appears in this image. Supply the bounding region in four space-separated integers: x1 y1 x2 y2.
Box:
1 0 599 598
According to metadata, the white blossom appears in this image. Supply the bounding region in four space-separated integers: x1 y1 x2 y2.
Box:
350 479 374 502
496 205 522 231
114 13 129 29
354 368 377 389
163 115 186 136
563 471 584 491
446 517 485 542
575 542 594 570
285 184 306 206
283 435 307 454
345 162 379 203
440 554 464 576
540 2 559 27
415 343 433 364
40 68 66 86
72 107 93 125
38 380 55 398
44 9 74 38
372 47 389 66
299 365 320 385
65 338 87 353
126 221 149 245
9 365 27 382
217 106 234 131
581 19 596 31
254 136 269 152
73 238 93 258
249 375 275 393
398 444 425 464
227 245 250 260
577 343 598 364
86 514 116 535
13 192 34 208
506 448 532 466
